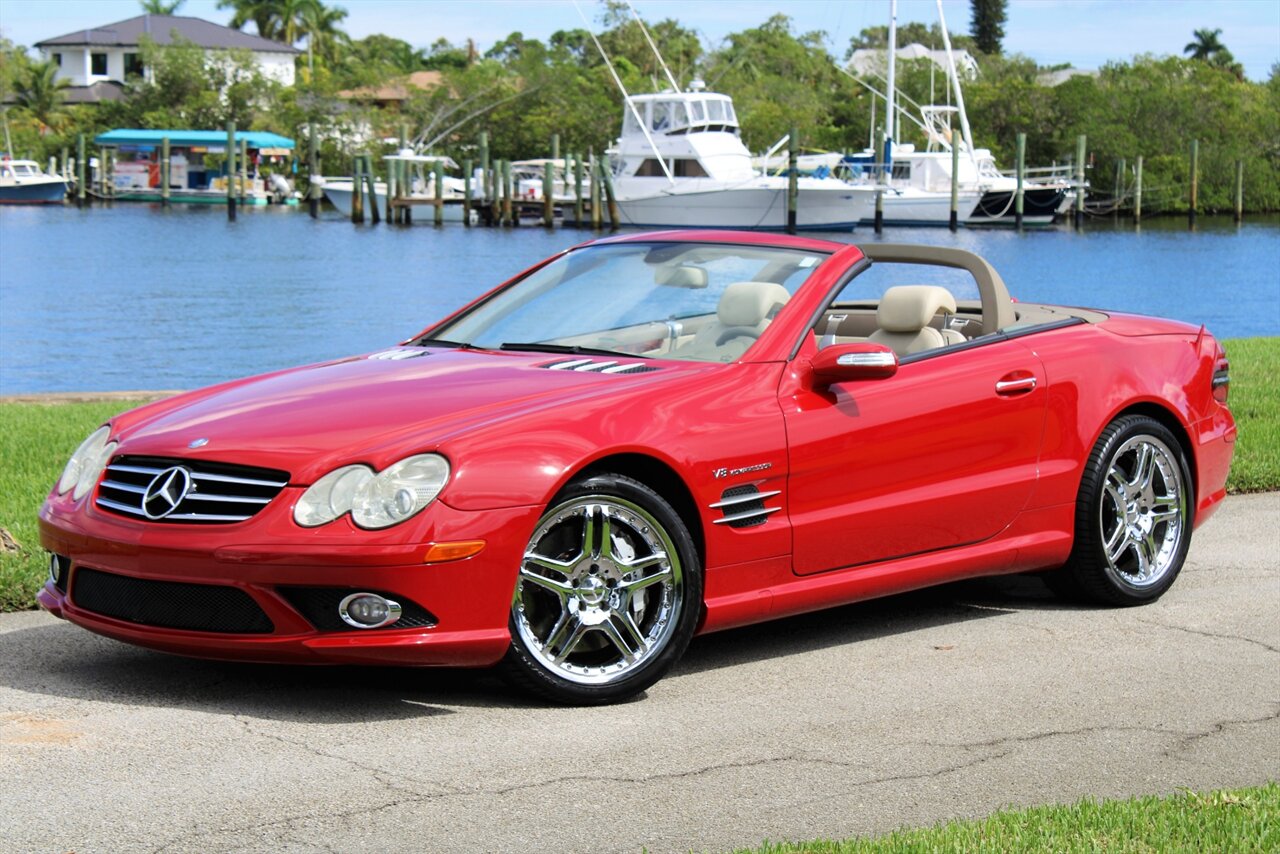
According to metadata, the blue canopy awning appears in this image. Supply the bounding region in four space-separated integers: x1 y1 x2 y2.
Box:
94 129 295 150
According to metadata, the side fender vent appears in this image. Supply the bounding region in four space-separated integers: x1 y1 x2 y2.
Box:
710 484 781 528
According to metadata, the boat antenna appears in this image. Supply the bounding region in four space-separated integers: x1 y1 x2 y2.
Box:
935 0 975 158
625 0 682 93
572 0 675 186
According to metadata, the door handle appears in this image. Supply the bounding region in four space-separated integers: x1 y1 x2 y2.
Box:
995 374 1037 395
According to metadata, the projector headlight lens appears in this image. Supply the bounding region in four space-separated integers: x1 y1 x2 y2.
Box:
294 454 449 530
57 426 118 500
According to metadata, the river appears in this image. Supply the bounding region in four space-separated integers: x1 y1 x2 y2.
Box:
1 204 1277 395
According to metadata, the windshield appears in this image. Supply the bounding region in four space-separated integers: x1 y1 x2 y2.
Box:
427 242 828 363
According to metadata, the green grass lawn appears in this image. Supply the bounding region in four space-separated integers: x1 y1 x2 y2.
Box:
0 338 1276 612
740 782 1280 852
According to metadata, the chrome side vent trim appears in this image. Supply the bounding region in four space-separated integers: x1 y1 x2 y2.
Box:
710 485 781 528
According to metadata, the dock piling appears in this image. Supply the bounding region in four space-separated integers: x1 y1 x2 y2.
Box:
478 131 490 224
161 136 171 206
226 122 236 221
786 127 799 234
573 153 584 228
463 158 473 227
1133 156 1143 224
307 130 320 218
505 159 516 226
600 159 620 230
590 153 602 229
1234 159 1244 223
365 154 380 225
351 155 364 223
543 159 554 227
1014 132 1026 231
238 138 248 206
434 159 444 226
76 134 85 207
1074 134 1086 229
949 136 959 231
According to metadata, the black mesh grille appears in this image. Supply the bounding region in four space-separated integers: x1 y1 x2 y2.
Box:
72 567 274 634
97 456 289 524
277 587 438 631
720 484 769 528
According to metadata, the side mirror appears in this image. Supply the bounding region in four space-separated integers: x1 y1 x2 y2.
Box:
811 342 898 386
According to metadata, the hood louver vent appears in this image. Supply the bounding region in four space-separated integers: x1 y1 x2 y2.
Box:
540 359 660 374
368 348 431 361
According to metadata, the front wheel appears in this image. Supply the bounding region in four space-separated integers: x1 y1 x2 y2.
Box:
1053 415 1193 605
503 473 702 704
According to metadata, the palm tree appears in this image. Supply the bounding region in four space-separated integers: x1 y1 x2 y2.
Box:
139 0 185 13
12 60 70 131
299 0 348 70
217 0 284 41
1184 28 1227 61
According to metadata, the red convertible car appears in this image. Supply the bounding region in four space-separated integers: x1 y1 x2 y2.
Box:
38 231 1235 704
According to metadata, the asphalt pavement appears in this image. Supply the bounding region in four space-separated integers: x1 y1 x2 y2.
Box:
2 493 1277 853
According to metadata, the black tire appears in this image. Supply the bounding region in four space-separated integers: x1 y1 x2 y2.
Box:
501 473 702 705
1050 414 1194 606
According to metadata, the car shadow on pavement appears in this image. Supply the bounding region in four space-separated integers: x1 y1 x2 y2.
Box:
678 571 1088 676
2 572 1084 717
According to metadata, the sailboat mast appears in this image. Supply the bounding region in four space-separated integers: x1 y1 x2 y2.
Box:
883 0 897 182
935 0 975 159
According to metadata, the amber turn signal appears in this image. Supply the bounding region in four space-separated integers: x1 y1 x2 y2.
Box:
423 540 487 563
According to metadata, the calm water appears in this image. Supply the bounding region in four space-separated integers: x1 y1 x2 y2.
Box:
1 204 1277 394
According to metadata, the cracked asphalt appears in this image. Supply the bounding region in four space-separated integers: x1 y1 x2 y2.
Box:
2 493 1277 853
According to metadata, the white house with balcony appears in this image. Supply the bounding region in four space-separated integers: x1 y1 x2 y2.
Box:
35 14 299 102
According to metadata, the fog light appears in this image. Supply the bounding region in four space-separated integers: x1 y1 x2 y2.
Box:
48 553 69 589
338 592 402 629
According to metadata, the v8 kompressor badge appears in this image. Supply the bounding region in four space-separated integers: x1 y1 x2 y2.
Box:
713 462 773 479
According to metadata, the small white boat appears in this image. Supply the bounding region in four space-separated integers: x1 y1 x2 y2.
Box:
322 151 478 223
606 89 873 231
0 158 67 204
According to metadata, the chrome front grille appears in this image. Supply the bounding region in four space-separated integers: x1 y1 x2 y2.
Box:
96 456 289 524
710 485 781 528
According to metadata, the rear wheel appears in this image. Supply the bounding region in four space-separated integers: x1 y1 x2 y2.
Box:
503 473 701 704
1053 415 1193 605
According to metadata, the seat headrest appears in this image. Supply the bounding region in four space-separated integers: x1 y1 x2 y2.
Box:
656 265 708 288
717 281 791 327
876 285 957 332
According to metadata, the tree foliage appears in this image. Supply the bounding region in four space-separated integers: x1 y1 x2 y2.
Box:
970 0 1007 55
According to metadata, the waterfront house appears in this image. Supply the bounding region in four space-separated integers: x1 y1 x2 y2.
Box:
35 14 300 103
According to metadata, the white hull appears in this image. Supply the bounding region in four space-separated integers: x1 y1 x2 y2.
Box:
323 180 476 223
860 188 984 225
615 180 872 231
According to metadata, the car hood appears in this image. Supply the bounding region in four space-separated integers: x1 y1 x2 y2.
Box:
110 347 698 482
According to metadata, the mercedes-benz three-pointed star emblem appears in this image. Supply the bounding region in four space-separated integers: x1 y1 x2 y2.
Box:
142 466 192 520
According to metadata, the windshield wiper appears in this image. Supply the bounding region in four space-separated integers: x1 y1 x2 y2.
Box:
498 342 647 359
414 337 475 349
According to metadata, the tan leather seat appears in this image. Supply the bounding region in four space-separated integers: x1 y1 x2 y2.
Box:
674 281 790 362
869 285 958 356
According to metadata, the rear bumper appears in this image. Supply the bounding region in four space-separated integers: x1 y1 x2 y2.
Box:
38 496 542 667
1192 406 1237 528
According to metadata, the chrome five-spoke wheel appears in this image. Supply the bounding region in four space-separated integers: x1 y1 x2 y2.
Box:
1099 435 1186 589
1055 414 1194 605
504 474 701 704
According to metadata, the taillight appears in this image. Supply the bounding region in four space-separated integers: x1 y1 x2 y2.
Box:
1212 355 1230 403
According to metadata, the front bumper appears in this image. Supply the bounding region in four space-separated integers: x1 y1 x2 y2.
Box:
38 490 542 667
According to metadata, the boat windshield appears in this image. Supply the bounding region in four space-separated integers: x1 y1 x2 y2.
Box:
427 242 828 363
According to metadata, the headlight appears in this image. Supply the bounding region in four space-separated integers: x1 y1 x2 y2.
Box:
57 426 118 500
294 453 450 530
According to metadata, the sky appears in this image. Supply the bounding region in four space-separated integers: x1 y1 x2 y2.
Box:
2 0 1278 80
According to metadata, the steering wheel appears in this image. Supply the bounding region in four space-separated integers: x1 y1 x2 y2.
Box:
715 327 760 347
